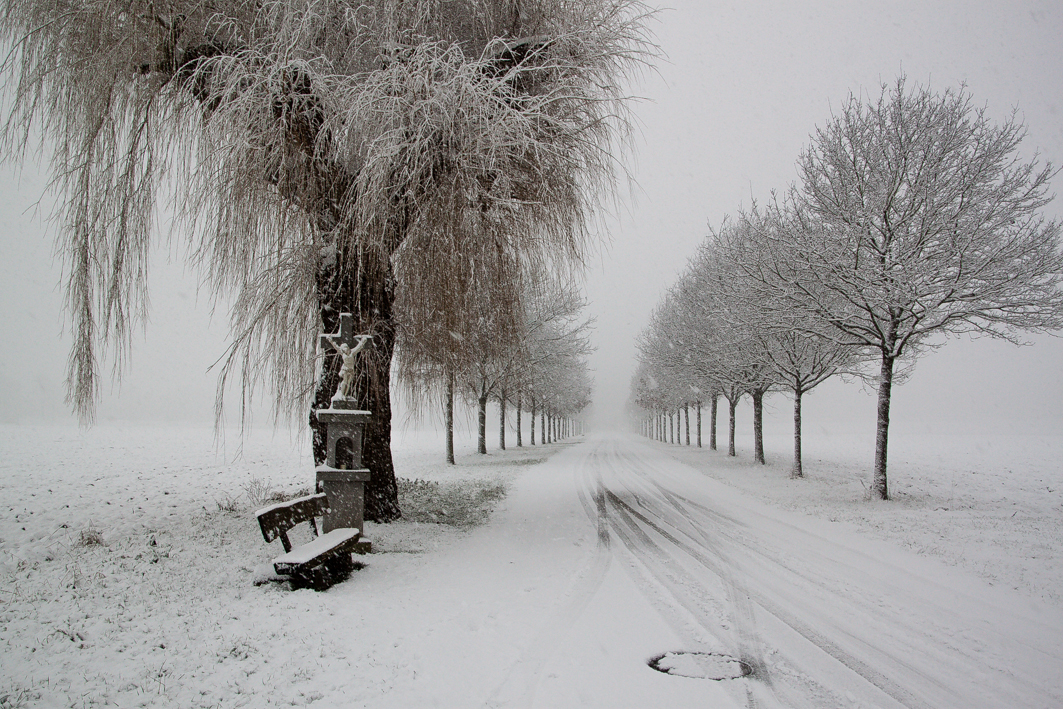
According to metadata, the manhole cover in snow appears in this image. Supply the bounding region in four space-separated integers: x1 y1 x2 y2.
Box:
648 652 752 680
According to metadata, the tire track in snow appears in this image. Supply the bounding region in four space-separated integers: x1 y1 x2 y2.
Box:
591 438 941 707
606 446 942 708
602 481 922 708
594 440 817 709
604 436 1063 708
620 443 1063 708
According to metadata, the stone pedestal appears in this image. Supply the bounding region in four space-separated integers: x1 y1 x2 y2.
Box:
315 404 372 553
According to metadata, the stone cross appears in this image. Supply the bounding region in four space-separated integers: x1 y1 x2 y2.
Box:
319 313 358 354
319 314 372 402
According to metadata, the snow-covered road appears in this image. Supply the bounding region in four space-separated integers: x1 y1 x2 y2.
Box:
4 427 1062 707
455 433 1063 708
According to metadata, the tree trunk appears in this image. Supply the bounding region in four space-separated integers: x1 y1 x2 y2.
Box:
516 390 522 447
710 395 718 451
791 388 803 478
684 402 690 445
499 389 506 451
669 410 674 443
530 397 536 445
477 392 488 454
728 396 737 457
873 355 894 500
311 248 400 522
445 371 455 465
542 409 547 443
695 400 702 448
752 389 765 464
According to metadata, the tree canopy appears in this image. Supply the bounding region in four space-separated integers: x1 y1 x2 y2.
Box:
773 77 1063 497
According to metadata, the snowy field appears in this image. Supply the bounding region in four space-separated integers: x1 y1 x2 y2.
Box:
666 428 1063 609
1 424 1061 707
0 424 534 707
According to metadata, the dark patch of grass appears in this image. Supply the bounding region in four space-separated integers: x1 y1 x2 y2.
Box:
77 528 105 547
397 477 507 527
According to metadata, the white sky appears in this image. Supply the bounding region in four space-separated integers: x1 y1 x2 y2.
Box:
1 0 1062 437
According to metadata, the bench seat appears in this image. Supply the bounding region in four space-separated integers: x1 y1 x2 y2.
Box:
272 527 362 575
256 492 363 588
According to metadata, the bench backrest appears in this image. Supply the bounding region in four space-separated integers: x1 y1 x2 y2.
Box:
256 493 330 551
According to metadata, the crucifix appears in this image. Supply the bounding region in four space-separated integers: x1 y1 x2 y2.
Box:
319 313 373 402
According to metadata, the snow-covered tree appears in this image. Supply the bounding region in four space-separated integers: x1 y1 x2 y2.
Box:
769 76 1063 499
678 236 783 461
2 0 652 519
635 293 702 443
715 212 854 476
399 267 591 458
521 283 594 442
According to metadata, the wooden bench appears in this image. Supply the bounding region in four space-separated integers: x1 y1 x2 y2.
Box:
256 492 363 589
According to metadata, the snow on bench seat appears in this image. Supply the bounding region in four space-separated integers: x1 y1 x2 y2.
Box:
272 527 362 575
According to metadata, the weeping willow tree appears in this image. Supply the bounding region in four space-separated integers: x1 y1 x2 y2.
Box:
1 0 652 520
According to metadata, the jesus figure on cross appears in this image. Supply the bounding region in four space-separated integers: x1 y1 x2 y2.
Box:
326 335 372 401
319 313 374 402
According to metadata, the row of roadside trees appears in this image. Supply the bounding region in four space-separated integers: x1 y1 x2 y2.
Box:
632 77 1063 499
396 266 593 462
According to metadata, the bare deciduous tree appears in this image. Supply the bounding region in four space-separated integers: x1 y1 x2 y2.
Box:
680 235 783 461
397 267 591 458
768 76 1063 499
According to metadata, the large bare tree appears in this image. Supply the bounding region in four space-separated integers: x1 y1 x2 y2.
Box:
1 0 651 519
766 76 1063 499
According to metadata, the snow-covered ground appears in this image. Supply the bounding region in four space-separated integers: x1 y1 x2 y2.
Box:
667 428 1063 609
1 424 1061 707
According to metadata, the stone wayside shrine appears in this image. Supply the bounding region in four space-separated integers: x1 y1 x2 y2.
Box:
315 313 374 554
255 313 372 589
